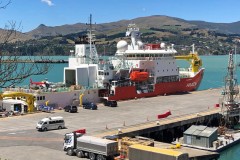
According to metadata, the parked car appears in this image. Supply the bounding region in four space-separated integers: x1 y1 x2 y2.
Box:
38 105 54 112
82 102 97 110
103 100 118 107
64 105 78 113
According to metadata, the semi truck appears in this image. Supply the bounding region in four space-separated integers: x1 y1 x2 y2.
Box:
63 132 118 160
63 132 188 160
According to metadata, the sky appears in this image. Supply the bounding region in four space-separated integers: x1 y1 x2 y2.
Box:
1 0 240 33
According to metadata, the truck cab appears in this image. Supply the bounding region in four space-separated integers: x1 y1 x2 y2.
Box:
64 132 81 153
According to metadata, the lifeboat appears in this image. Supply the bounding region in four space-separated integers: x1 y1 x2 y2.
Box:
130 71 149 81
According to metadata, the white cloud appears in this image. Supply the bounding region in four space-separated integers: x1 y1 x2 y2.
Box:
41 0 54 6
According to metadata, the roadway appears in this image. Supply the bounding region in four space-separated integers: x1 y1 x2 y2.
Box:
0 88 222 160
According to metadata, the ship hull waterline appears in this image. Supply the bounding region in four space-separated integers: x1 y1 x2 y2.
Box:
106 69 204 101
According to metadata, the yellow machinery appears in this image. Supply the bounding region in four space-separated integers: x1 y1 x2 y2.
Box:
79 93 84 107
174 52 202 73
0 92 35 112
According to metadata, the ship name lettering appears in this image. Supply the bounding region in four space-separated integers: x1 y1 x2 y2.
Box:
186 82 197 87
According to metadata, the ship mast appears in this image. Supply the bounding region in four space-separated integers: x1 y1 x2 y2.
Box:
86 14 97 64
220 49 240 128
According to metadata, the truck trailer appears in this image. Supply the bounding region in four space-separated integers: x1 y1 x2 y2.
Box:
63 133 118 160
128 144 189 160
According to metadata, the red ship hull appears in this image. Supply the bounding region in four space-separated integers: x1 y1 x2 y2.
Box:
108 69 204 101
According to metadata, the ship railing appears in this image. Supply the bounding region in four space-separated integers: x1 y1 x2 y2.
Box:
3 87 36 94
179 68 192 72
2 86 73 94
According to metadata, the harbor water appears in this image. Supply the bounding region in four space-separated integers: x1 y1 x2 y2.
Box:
14 55 240 159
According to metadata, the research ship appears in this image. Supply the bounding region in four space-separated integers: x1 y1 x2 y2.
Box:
2 16 204 111
98 23 204 101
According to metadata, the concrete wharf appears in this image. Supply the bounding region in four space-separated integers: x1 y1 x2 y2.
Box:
93 108 221 138
0 88 227 160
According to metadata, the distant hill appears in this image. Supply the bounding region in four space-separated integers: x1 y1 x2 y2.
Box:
1 15 240 57
1 15 240 41
188 21 240 34
26 15 196 38
0 29 31 43
24 15 240 39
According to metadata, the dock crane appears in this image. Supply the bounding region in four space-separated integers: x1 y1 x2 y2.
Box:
174 44 202 73
220 49 240 128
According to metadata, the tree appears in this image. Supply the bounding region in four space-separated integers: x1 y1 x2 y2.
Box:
0 0 51 88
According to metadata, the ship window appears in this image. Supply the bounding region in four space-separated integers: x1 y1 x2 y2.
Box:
163 70 164 72
39 96 45 100
98 71 104 75
37 97 39 101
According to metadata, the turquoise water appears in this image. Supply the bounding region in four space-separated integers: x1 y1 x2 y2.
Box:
20 55 235 90
14 55 240 159
219 142 240 160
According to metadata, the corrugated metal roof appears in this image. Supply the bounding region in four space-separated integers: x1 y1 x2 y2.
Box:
184 125 217 137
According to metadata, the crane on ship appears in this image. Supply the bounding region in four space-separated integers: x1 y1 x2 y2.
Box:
220 48 240 129
174 44 202 73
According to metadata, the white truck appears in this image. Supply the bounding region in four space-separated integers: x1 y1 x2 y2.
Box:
63 132 119 160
